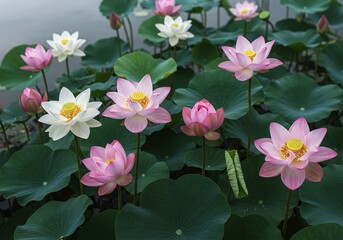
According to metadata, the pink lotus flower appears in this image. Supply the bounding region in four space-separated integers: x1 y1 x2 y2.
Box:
110 12 122 30
103 74 171 133
255 117 337 190
152 0 182 16
218 35 283 81
19 88 48 115
180 99 224 140
317 15 329 34
80 140 135 196
230 1 258 21
20 44 53 72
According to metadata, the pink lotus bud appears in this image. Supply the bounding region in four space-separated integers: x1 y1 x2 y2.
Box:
316 15 329 34
152 0 182 16
20 44 53 73
19 88 47 115
180 99 224 140
110 12 122 30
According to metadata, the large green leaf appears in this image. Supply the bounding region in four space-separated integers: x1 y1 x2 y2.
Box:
321 126 343 165
265 73 343 123
306 5 343 30
141 0 220 11
78 209 117 240
138 15 164 43
99 0 138 18
125 152 169 194
319 41 343 85
299 164 343 225
192 41 219 66
0 145 77 206
290 223 343 240
116 175 230 240
14 195 92 239
224 214 283 240
82 37 129 69
173 70 264 120
114 51 177 83
270 30 319 51
0 45 42 90
280 0 330 14
0 101 27 125
184 146 226 171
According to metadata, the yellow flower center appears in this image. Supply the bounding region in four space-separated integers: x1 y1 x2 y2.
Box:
60 102 81 121
105 157 115 165
61 39 69 45
171 23 179 28
244 50 256 61
280 138 307 161
241 8 249 14
130 91 149 109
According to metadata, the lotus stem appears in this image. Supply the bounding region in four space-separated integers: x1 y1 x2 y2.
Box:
122 21 132 51
133 132 141 205
282 190 293 238
0 119 10 152
35 114 43 144
66 58 71 81
247 78 252 156
314 34 323 81
173 46 176 59
117 186 122 210
202 136 206 176
22 122 30 142
265 20 269 40
41 69 49 100
217 6 221 29
127 16 134 51
74 135 83 194
116 29 122 57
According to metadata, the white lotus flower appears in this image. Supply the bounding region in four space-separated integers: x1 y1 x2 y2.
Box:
39 87 102 141
155 16 194 46
47 31 86 62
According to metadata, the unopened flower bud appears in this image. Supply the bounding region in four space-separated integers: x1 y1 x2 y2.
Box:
19 88 47 115
317 15 329 34
110 12 122 30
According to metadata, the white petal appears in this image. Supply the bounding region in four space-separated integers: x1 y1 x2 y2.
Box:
73 49 85 57
88 102 102 109
169 36 179 46
39 114 58 125
47 125 71 141
76 88 90 110
71 122 90 139
59 87 76 104
79 108 100 122
86 119 102 128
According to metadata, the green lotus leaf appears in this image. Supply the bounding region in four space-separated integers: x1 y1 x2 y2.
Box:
0 101 27 125
116 175 230 240
173 70 264 120
0 145 77 206
280 0 330 14
141 0 220 11
306 5 343 30
224 214 283 240
270 30 320 51
290 223 343 240
99 0 138 18
125 152 170 194
321 126 343 165
82 37 129 69
0 45 43 90
265 73 343 123
276 19 315 32
14 195 92 239
138 15 165 43
114 51 177 83
204 30 240 45
184 146 226 171
299 164 343 225
192 41 219 66
319 41 343 84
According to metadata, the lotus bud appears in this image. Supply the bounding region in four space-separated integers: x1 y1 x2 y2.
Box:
110 12 122 30
19 88 47 115
317 15 329 34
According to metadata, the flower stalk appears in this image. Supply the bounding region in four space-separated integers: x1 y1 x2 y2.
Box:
202 136 206 176
0 119 10 152
134 132 141 205
247 78 252 156
74 135 83 194
41 69 49 100
282 190 292 238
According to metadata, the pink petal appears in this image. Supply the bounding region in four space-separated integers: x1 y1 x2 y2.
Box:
90 146 106 159
270 122 291 149
98 182 117 196
182 107 192 126
221 46 239 64
80 173 104 187
204 131 220 140
117 78 135 97
265 156 290 166
259 162 284 177
234 68 253 81
187 122 209 136
106 92 128 108
102 104 135 119
248 63 268 72
128 100 143 112
123 153 135 174
82 157 99 172
259 141 283 160
264 58 283 70
289 159 309 170
236 35 253 53
236 52 251 67
104 144 116 161
306 128 327 149
180 125 196 137
116 174 133 186
218 61 242 73
262 40 275 58
254 138 273 155
251 36 265 52
309 146 337 162
252 47 268 64
137 74 152 97
305 163 323 182
215 108 224 129
281 167 305 190
146 107 171 124
20 65 40 72
289 117 310 136
151 87 170 106
124 114 148 133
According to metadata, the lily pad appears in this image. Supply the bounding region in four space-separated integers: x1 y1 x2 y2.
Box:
141 0 220 11
14 195 92 239
192 41 219 66
0 145 77 206
321 126 343 165
125 152 170 194
224 214 283 240
306 5 343 31
114 51 177 83
173 70 264 120
0 101 27 125
138 15 164 43
0 45 42 90
82 37 129 69
270 30 320 51
265 73 343 123
99 0 138 18
184 146 226 171
290 223 343 240
280 0 330 14
116 174 230 240
319 41 343 84
299 164 343 226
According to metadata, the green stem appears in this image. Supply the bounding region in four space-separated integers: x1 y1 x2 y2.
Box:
41 69 49 100
282 190 293 238
122 21 132 51
23 122 30 142
314 34 323 81
244 21 248 37
126 16 134 51
217 6 220 29
203 10 207 29
117 186 122 210
74 135 83 194
173 46 176 59
247 78 252 156
66 58 71 80
0 119 10 152
133 132 141 205
35 114 43 144
202 136 206 176
116 29 122 57
265 20 269 40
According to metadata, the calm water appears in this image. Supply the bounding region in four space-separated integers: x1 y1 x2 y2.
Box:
0 0 288 107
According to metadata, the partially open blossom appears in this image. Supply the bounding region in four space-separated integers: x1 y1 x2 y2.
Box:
218 35 283 81
316 15 329 34
155 15 194 46
255 117 337 190
153 0 182 16
47 31 86 62
110 12 122 30
230 1 258 21
180 99 224 140
39 87 101 141
19 88 47 115
103 74 171 133
80 140 135 196
20 44 52 73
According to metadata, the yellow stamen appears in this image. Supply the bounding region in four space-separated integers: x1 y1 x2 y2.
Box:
241 8 249 14
244 50 256 61
279 138 307 161
171 23 179 28
130 91 149 109
105 157 115 165
61 39 69 45
60 102 81 121
286 139 303 151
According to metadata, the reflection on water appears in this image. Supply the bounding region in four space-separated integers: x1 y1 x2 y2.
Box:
0 0 287 107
